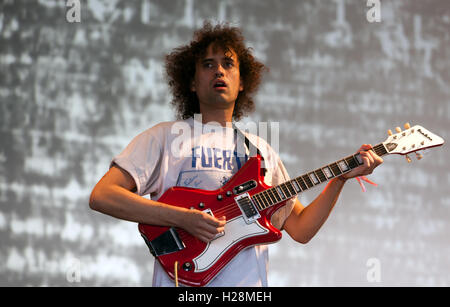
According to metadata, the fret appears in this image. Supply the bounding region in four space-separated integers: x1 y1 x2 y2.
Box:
345 155 358 169
330 162 342 176
296 177 308 191
337 159 349 172
354 153 363 165
253 193 264 210
285 181 296 195
252 194 263 211
285 182 295 197
314 169 327 183
322 166 334 179
302 174 314 188
260 191 270 207
374 143 387 156
270 188 282 202
292 180 302 193
276 186 286 199
265 189 277 204
308 172 320 185
281 183 292 198
256 193 268 209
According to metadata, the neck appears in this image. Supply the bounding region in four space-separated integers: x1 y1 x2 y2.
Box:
198 105 234 127
251 143 388 211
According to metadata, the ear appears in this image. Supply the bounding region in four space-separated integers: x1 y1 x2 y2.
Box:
239 78 244 92
190 80 196 92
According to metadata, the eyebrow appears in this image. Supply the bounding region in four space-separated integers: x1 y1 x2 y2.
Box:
201 56 236 63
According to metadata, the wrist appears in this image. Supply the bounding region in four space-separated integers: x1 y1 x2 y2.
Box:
336 175 348 183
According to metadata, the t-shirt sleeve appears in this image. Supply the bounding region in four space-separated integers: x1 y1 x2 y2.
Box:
111 129 163 196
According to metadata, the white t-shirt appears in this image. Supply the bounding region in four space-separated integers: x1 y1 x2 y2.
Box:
112 116 296 286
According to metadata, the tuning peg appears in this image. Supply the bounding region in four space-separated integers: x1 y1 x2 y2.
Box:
405 155 412 163
404 122 411 129
396 127 402 133
387 129 393 136
415 152 423 160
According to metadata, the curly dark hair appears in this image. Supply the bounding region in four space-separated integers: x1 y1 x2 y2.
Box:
165 22 267 121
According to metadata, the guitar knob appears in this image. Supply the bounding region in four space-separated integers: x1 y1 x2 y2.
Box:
396 127 402 133
404 122 411 129
183 262 193 271
415 152 423 160
405 155 412 163
387 129 393 136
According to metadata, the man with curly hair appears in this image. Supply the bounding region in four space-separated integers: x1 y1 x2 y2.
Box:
89 22 382 287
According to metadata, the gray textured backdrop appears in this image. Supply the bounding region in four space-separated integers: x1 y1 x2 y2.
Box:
1 0 449 286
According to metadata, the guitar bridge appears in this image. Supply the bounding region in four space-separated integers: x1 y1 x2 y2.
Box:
234 193 260 224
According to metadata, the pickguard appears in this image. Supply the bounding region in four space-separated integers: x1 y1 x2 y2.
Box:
192 216 268 272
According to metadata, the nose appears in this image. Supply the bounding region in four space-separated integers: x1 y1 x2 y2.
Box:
214 64 225 78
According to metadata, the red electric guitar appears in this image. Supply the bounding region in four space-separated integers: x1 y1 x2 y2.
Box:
138 123 444 287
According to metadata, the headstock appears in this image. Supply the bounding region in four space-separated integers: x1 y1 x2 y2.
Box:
383 123 444 162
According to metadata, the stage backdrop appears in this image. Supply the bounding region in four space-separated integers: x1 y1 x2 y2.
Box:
1 0 449 286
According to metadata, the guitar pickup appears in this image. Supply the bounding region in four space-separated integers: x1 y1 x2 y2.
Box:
234 193 261 224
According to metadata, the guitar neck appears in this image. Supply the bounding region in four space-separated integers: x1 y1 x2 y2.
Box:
252 143 388 211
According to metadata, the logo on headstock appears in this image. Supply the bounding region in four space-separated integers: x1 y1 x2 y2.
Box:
385 143 398 152
417 128 433 141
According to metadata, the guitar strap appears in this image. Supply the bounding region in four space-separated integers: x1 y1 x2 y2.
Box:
232 122 267 177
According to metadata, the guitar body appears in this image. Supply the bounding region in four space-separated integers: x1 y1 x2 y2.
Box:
138 155 289 287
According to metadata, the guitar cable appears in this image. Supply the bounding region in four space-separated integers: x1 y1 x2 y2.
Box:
174 261 179 287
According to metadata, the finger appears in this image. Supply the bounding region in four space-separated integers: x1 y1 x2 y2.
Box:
205 214 226 227
199 226 223 242
217 215 226 226
361 144 372 151
370 151 383 165
198 211 219 224
376 155 384 165
360 151 372 168
365 151 380 174
366 151 375 165
200 221 221 235
197 234 211 243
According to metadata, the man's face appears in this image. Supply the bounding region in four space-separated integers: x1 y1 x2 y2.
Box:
191 44 243 111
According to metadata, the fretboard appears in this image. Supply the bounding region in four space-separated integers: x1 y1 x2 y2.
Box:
251 143 388 211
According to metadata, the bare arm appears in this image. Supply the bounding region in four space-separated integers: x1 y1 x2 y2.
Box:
284 144 383 244
283 179 345 243
89 165 225 242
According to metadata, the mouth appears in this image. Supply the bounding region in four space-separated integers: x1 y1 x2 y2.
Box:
213 80 227 90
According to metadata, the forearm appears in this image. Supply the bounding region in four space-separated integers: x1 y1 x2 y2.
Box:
289 177 346 243
89 184 188 227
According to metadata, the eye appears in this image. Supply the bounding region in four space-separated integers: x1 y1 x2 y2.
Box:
225 62 234 68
